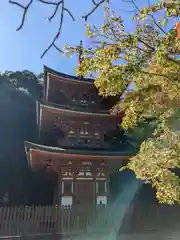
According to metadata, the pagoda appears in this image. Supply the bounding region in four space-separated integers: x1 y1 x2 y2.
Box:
25 64 132 207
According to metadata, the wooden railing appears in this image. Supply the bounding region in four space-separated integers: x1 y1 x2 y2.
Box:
0 205 115 236
1 204 180 237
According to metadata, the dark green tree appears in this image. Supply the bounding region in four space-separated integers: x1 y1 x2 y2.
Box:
0 71 54 205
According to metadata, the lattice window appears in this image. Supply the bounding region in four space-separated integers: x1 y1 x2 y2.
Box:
67 122 77 136
80 122 90 135
85 139 91 145
53 116 63 129
97 168 105 177
68 127 75 134
80 129 84 135
72 95 76 103
80 128 88 135
80 92 88 103
78 138 91 145
86 171 92 176
93 125 100 137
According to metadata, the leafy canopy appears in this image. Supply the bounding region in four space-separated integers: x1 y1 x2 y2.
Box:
65 0 180 204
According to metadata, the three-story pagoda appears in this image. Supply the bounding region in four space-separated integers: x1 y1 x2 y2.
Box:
25 65 131 207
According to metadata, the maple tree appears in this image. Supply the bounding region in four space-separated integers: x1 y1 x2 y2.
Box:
64 0 180 204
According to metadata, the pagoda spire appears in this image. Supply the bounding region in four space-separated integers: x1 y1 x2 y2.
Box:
78 40 84 64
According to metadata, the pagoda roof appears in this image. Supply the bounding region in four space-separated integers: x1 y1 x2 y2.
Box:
40 99 109 114
37 101 122 138
25 141 131 156
25 141 132 172
38 101 117 117
44 65 94 92
44 65 94 83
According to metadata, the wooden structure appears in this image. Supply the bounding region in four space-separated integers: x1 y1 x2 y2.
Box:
1 204 180 237
25 66 131 207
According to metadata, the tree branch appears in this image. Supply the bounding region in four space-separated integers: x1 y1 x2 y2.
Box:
92 0 98 6
140 70 170 79
150 14 167 35
41 1 65 58
39 0 58 5
39 0 75 57
127 0 167 35
138 38 155 51
64 8 75 21
9 0 107 58
81 0 106 21
39 0 62 21
123 0 140 12
9 0 33 31
166 56 180 66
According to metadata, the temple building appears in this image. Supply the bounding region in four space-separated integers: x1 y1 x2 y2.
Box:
25 65 133 207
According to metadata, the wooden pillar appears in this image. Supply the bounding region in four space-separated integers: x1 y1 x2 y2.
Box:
58 174 62 205
104 162 112 205
92 163 97 206
54 166 62 205
72 167 77 206
106 178 110 204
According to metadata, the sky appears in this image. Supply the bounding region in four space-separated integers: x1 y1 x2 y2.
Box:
0 0 157 75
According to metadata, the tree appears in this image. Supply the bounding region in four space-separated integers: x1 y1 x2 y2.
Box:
64 1 180 204
8 0 180 203
0 71 51 205
2 70 43 99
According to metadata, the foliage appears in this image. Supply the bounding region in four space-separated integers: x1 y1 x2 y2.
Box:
0 71 52 205
2 70 43 99
65 1 180 204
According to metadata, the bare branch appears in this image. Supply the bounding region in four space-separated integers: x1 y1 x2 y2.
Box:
64 8 75 21
39 0 63 21
138 38 155 51
39 0 75 58
48 4 61 21
81 0 106 21
10 0 107 58
53 44 64 53
41 42 63 59
92 0 98 5
9 0 33 31
150 15 167 35
39 0 59 5
41 1 64 58
122 0 140 12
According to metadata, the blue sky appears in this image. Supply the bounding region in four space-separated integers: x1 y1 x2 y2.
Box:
0 0 156 75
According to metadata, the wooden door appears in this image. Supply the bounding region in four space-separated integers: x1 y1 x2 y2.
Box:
75 181 94 206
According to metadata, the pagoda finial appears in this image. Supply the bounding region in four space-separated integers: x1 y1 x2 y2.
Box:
78 40 83 64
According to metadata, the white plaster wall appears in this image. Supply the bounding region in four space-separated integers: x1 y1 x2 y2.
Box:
97 196 107 205
61 196 73 206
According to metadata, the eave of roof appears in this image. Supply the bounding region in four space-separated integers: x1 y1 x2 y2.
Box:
43 65 95 103
41 99 110 114
39 101 119 118
44 65 94 83
25 141 132 157
44 65 93 89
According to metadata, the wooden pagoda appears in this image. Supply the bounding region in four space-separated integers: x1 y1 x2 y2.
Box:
25 66 131 207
